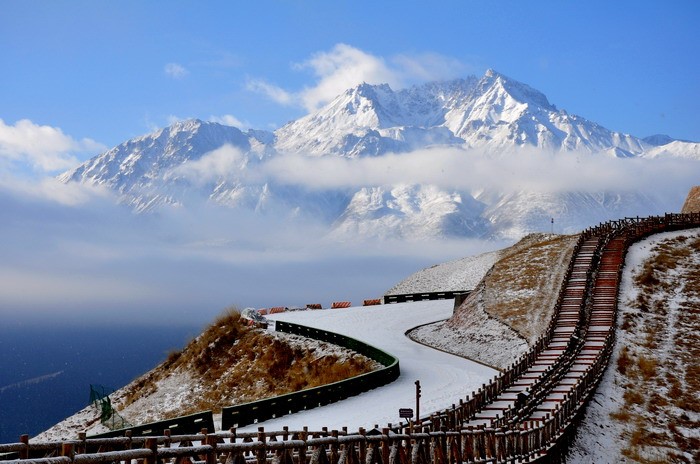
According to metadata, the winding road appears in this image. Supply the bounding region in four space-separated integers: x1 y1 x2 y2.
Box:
244 300 497 432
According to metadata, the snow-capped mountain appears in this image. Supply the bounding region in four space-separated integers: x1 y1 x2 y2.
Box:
60 119 277 211
60 70 699 239
274 69 698 158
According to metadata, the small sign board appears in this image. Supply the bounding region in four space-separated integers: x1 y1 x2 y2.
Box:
399 408 414 419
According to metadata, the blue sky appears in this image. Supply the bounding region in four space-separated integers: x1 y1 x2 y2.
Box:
1 0 698 160
0 1 698 325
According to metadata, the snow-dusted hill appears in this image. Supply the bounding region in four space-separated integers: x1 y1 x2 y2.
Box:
60 70 699 239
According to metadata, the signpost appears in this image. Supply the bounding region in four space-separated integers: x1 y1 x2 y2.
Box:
400 381 421 434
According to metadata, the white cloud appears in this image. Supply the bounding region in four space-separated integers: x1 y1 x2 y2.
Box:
391 52 469 83
246 78 295 106
0 176 480 324
209 114 248 129
260 147 699 196
295 44 400 111
164 62 189 79
1 175 113 206
248 44 472 111
166 114 188 125
0 119 105 173
169 144 248 186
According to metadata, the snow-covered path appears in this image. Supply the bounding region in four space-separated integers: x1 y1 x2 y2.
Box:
242 300 497 432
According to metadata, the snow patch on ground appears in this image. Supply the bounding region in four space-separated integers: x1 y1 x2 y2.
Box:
408 290 528 370
385 250 501 295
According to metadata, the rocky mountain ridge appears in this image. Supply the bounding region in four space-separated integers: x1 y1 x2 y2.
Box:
60 70 699 239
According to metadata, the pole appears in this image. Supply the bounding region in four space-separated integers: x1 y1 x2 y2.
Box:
415 380 421 425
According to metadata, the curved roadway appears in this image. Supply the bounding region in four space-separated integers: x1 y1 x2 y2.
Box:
239 300 497 432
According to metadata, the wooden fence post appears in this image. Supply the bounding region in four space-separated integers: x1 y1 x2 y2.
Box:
77 432 86 455
207 434 218 464
381 428 390 464
257 427 266 464
19 435 29 460
330 429 339 464
358 427 367 464
61 442 74 461
145 437 157 464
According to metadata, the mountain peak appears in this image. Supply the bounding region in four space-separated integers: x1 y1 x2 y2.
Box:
643 134 695 146
476 69 553 110
484 68 499 79
168 118 204 132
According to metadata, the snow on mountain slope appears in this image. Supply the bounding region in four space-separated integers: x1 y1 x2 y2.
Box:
275 69 656 157
59 120 276 211
330 184 489 239
643 139 700 159
477 190 667 240
274 80 471 157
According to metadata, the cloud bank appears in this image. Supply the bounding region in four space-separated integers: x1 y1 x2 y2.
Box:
250 147 697 198
1 137 695 326
0 177 489 326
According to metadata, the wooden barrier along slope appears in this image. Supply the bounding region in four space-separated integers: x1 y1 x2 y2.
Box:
3 213 698 464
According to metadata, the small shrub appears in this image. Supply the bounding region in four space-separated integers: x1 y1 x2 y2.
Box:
623 389 645 406
617 346 633 375
648 393 668 414
638 355 657 380
636 263 659 288
620 314 633 331
164 349 182 367
610 409 631 422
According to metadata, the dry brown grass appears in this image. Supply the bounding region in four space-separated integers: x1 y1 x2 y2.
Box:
637 356 657 380
609 232 700 461
617 346 633 376
479 233 578 342
609 409 632 422
118 306 379 418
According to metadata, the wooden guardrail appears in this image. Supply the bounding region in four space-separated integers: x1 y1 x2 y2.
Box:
4 213 698 463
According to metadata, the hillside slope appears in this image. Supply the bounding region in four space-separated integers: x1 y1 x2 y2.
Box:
681 185 700 213
406 233 578 369
34 310 379 440
568 229 700 463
